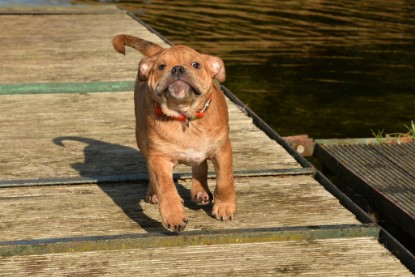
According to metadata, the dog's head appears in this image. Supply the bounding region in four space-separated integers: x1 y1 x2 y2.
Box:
113 35 225 117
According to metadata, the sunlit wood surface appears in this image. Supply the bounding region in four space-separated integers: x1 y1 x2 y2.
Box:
0 5 412 276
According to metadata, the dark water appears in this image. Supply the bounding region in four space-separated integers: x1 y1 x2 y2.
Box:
10 0 415 138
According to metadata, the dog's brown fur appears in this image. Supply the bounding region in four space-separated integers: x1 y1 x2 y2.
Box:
112 35 236 232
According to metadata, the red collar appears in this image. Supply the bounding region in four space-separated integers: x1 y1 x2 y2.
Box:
154 93 213 125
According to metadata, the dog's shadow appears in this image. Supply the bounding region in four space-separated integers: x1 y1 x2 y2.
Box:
53 136 212 233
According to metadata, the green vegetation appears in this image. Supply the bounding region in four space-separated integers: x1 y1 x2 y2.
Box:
404 120 415 138
371 121 414 143
370 129 385 144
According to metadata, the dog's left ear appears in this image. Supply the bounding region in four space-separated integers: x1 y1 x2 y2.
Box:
203 55 226 83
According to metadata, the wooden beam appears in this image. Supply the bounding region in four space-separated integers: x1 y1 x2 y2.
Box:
0 224 379 257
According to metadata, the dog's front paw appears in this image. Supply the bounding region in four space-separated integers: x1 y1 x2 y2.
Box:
160 200 188 232
212 196 236 221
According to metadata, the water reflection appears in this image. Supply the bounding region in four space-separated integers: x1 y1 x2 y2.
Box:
83 0 415 137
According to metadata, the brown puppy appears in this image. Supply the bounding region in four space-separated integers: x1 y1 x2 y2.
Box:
112 35 236 232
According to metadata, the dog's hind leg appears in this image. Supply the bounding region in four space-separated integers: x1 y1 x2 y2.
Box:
191 160 212 205
145 180 159 204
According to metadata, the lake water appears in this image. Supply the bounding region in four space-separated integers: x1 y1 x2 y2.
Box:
4 0 415 138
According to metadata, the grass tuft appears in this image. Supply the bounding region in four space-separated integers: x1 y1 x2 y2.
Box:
370 121 414 144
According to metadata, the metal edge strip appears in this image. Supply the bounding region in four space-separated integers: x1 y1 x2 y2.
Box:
379 228 415 274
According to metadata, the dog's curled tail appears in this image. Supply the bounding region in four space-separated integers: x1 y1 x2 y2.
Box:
112 34 163 57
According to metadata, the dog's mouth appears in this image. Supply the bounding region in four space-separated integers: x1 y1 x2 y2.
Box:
153 76 205 115
165 80 201 100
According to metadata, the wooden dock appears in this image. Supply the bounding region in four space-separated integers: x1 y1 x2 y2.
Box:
315 140 415 240
0 5 413 276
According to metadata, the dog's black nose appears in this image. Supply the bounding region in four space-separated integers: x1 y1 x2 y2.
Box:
171 65 186 77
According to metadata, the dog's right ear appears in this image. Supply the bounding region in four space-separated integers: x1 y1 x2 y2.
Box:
112 34 163 57
137 57 155 81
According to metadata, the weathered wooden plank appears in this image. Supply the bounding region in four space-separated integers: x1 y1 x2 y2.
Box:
0 5 123 15
0 224 379 257
0 92 299 181
0 12 167 84
374 143 415 180
0 175 359 242
0 168 317 189
0 237 411 276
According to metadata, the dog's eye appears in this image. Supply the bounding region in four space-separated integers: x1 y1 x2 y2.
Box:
192 62 201 69
158 64 166 71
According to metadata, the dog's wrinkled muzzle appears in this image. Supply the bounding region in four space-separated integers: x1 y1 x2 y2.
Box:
168 80 193 100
